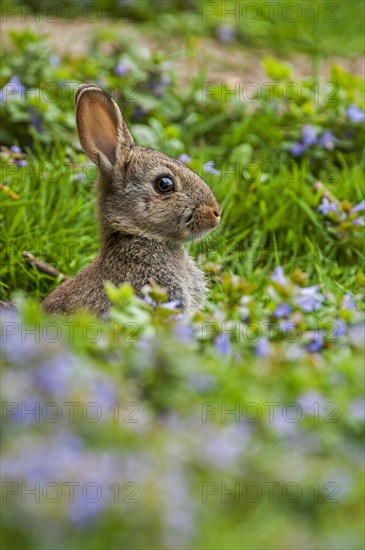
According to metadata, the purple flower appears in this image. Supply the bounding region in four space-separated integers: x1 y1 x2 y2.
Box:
255 338 271 357
188 373 215 392
297 390 326 414
49 54 60 67
352 200 365 213
318 130 337 150
178 154 192 164
160 300 183 310
216 25 235 43
352 217 364 226
333 319 347 337
307 331 324 353
203 160 221 175
274 303 292 318
29 107 43 133
114 60 129 77
11 145 22 153
290 142 307 157
33 353 76 397
294 286 324 312
215 335 231 356
342 293 356 311
271 266 287 286
347 105 365 123
317 197 338 216
348 324 365 350
73 172 86 182
348 398 365 422
173 323 194 343
15 159 27 168
302 124 317 147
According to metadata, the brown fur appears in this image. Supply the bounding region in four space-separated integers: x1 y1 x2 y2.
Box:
42 85 221 315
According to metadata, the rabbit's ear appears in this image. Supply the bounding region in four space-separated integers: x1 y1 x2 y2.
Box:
75 85 134 172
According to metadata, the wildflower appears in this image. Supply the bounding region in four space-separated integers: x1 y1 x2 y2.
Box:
307 331 324 352
294 285 324 312
15 159 27 168
255 338 271 357
302 124 317 147
188 373 215 392
297 390 326 414
352 200 365 213
271 266 287 286
10 145 22 154
290 142 307 157
215 334 231 356
73 172 86 182
178 153 192 164
173 323 194 343
317 197 338 216
318 130 337 150
216 25 235 43
29 107 43 133
348 323 365 350
348 397 365 422
332 319 347 337
273 303 292 318
346 104 365 123
342 293 356 311
49 54 60 67
203 160 221 175
114 60 129 77
352 217 364 226
160 300 183 310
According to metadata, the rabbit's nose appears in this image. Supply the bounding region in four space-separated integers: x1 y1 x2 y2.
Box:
212 203 222 219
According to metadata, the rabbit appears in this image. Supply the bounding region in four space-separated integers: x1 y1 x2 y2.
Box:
42 84 221 315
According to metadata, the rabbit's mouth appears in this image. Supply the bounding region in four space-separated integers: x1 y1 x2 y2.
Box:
185 204 221 240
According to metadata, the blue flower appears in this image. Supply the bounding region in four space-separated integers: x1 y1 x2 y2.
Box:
342 293 356 311
114 60 129 77
1 75 25 102
49 54 60 67
348 324 365 350
352 217 364 226
290 142 307 157
318 130 337 150
302 124 317 147
178 154 192 164
297 390 326 413
273 303 292 318
15 159 27 168
160 300 183 310
10 145 22 153
203 160 221 175
294 286 324 312
215 335 231 355
173 323 194 343
348 398 365 422
255 338 271 357
271 266 287 286
352 200 365 213
29 107 43 133
332 319 347 337
317 197 338 216
347 104 365 123
307 331 324 353
73 172 86 182
216 25 235 43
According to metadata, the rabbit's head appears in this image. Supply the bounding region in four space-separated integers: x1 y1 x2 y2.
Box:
75 84 221 243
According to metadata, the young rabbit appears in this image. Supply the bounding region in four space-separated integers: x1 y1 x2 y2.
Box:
42 84 221 315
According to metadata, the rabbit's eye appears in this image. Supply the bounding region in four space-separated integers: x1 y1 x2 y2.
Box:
154 176 175 194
